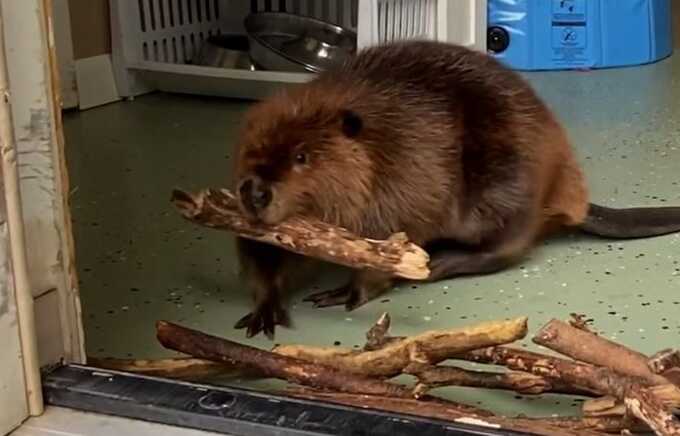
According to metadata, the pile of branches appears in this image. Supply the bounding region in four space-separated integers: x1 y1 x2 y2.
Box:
95 314 680 436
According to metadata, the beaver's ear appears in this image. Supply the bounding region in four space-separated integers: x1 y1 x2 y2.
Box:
340 109 363 138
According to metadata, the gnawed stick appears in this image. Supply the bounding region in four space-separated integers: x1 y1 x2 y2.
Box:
156 320 410 398
273 317 528 377
171 188 430 280
534 319 669 385
286 388 615 436
404 362 587 398
87 356 261 381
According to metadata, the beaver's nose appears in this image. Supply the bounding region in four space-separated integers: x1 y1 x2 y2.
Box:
238 176 272 213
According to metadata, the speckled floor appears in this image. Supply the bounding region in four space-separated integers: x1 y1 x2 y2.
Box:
64 54 680 418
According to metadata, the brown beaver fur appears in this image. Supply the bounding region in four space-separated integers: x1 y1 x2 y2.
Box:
231 40 680 339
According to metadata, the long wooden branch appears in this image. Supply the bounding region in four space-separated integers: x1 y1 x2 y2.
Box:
272 317 528 377
171 188 430 279
156 320 411 398
87 356 260 381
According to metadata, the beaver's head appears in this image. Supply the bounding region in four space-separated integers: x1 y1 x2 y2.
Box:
234 90 373 226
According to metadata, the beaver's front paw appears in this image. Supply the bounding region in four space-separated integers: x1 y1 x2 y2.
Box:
234 300 291 339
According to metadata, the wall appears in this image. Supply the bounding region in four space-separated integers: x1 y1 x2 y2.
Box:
68 0 111 59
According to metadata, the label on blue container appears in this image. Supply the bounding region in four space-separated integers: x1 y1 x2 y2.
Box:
551 0 587 65
552 0 586 22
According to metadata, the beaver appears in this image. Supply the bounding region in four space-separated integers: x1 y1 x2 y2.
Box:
232 40 680 339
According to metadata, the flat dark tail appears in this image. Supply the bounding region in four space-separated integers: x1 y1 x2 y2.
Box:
579 203 680 239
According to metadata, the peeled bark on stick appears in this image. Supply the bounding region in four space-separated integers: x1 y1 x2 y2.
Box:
156 320 410 398
171 188 430 280
533 319 669 385
273 317 528 377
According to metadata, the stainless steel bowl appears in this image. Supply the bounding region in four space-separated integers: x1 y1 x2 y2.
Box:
244 12 357 73
192 34 256 70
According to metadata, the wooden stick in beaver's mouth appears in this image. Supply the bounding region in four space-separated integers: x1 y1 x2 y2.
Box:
170 188 430 280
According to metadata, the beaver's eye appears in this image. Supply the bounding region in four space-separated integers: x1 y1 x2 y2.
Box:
294 152 307 165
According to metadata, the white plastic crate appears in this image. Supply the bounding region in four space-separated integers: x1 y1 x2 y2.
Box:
110 0 486 100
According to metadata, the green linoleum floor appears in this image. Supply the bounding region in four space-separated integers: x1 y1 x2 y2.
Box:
64 55 680 418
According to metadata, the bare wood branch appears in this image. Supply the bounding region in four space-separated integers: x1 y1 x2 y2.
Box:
171 188 430 279
533 319 668 385
273 317 528 377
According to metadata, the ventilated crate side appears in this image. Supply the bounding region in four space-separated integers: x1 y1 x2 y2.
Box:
357 0 437 48
251 0 358 29
110 0 485 100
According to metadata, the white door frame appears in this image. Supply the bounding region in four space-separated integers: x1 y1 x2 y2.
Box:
0 1 44 432
2 0 85 370
0 0 85 430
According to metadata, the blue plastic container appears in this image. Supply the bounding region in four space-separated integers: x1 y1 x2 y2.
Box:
487 0 673 71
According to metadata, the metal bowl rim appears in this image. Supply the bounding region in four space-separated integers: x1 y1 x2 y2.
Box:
244 12 357 73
